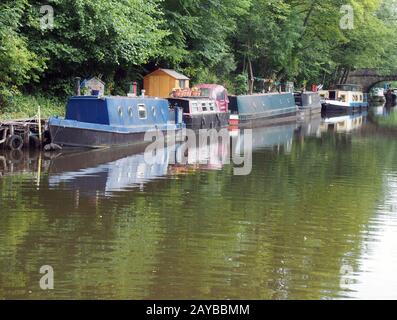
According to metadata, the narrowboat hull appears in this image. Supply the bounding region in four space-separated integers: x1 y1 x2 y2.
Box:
49 119 183 149
323 100 369 112
233 111 298 128
229 93 298 128
299 107 322 117
294 92 322 118
183 112 230 129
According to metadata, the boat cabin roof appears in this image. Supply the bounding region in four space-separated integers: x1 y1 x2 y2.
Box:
168 97 211 102
168 97 217 114
65 95 172 126
334 84 363 92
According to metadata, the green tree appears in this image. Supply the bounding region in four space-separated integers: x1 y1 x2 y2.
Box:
20 0 168 95
158 0 250 85
0 0 44 107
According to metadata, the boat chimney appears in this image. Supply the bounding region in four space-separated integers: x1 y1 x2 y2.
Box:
75 77 81 96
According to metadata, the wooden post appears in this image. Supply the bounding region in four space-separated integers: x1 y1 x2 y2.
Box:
38 105 42 148
24 125 30 148
36 152 42 188
75 77 81 96
248 57 254 95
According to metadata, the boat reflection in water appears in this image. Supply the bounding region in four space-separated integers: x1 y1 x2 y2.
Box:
49 145 171 196
296 116 322 139
370 103 397 118
48 122 305 196
170 134 230 175
320 112 367 133
372 104 388 117
232 123 299 155
48 134 234 196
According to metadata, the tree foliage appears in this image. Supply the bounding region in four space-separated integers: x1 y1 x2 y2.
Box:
0 0 397 106
0 0 44 106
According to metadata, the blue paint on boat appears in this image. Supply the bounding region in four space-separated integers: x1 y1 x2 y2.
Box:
348 101 369 107
48 96 185 148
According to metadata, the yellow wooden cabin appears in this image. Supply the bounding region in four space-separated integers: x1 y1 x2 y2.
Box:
143 68 190 98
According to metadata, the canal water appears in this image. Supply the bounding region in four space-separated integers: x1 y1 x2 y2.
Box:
1 105 397 299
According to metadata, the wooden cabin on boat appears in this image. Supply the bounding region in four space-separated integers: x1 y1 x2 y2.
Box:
144 69 190 98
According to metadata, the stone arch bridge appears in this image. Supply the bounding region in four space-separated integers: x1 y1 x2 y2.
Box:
345 69 397 93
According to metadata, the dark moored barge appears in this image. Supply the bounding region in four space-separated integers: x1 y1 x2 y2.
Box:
228 92 298 127
48 96 184 148
294 92 322 117
167 97 229 129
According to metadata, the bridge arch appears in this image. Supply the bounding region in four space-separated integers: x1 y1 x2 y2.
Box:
366 80 396 93
345 69 397 93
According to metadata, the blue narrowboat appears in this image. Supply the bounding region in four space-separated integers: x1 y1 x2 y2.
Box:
48 96 185 148
228 93 298 127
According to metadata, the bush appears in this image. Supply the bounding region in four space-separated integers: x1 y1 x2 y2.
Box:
0 94 66 120
233 74 248 95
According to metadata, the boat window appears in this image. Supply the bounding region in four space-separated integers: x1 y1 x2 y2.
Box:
138 104 147 119
152 106 156 117
200 88 210 97
191 102 199 113
216 91 225 100
118 106 123 117
209 102 215 111
128 106 133 117
202 102 207 111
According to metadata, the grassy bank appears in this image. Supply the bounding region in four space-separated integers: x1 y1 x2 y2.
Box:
0 95 65 120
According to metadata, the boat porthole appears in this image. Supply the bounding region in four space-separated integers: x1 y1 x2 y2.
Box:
128 106 133 117
152 106 156 117
118 106 123 117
